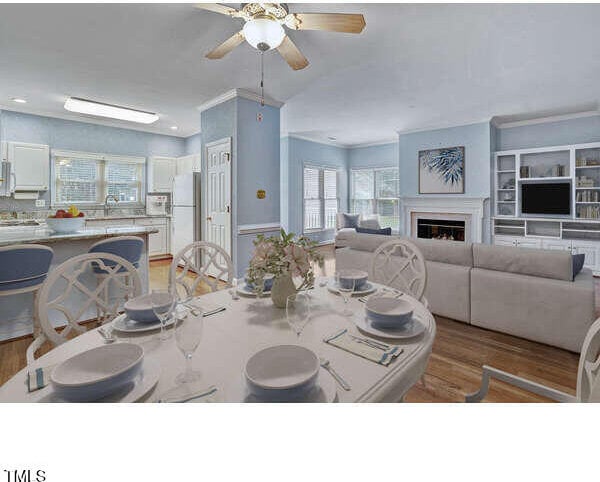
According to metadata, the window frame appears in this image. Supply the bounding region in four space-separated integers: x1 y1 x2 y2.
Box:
302 164 339 233
350 167 400 231
51 150 146 208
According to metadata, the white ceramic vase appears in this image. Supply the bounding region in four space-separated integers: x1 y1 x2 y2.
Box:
271 273 297 308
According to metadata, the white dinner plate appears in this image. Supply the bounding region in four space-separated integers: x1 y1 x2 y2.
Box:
228 368 338 403
39 359 160 403
111 313 175 333
236 284 271 297
354 313 427 340
327 280 377 297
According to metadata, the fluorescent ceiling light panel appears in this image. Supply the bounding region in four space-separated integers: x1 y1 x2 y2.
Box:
64 97 159 124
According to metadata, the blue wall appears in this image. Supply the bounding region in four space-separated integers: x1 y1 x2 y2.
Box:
281 136 349 244
0 109 186 210
398 122 491 198
496 114 600 151
184 132 202 155
348 142 398 170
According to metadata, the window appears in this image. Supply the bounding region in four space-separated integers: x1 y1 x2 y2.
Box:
303 166 339 232
350 168 399 231
53 150 144 205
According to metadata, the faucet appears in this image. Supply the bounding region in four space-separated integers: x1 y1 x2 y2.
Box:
104 194 119 217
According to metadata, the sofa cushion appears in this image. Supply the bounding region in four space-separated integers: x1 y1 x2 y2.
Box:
346 233 402 253
473 243 573 281
410 238 473 267
356 227 392 235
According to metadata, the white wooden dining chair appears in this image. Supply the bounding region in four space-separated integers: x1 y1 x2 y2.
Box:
170 241 234 299
369 239 428 304
466 317 600 403
28 252 142 364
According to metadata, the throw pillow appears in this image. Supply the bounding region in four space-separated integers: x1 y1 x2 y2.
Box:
359 218 381 230
356 227 392 235
341 213 360 229
572 253 585 280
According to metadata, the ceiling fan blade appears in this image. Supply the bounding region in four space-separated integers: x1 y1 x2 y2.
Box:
287 13 366 34
194 3 240 17
205 31 245 59
277 36 309 71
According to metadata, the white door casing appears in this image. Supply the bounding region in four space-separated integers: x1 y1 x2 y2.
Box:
205 139 232 274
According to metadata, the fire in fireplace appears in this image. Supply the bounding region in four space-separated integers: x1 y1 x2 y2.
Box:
417 218 466 242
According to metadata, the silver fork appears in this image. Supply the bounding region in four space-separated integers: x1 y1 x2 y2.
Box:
319 357 351 391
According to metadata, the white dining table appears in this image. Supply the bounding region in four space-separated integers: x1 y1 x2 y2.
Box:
0 280 436 403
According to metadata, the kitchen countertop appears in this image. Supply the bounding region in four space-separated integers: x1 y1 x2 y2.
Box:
0 225 159 247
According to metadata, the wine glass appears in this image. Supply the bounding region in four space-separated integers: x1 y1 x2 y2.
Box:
286 292 311 340
173 304 204 384
151 289 177 341
335 272 355 317
229 278 240 300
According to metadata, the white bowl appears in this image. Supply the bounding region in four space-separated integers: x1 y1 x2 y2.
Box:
338 269 368 290
124 294 171 323
46 217 86 233
244 345 320 401
365 295 414 329
51 343 144 402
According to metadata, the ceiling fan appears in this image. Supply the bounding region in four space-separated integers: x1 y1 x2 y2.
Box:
195 3 366 70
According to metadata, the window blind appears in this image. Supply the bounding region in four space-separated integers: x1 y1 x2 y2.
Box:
303 166 338 232
351 168 400 231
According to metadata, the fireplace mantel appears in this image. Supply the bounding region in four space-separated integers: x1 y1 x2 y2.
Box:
400 196 489 243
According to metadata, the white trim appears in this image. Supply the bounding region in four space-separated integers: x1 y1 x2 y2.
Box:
197 88 284 113
287 134 346 148
237 223 281 235
348 139 399 149
494 111 600 129
396 118 494 136
400 196 489 243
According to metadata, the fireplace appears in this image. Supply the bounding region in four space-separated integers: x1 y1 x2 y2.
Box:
417 218 466 241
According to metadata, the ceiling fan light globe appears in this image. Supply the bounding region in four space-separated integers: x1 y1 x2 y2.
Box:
243 18 285 51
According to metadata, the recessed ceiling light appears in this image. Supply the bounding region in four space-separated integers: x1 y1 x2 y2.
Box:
170 126 178 131
64 97 159 124
11 98 27 104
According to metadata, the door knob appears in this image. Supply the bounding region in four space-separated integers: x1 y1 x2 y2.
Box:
206 216 212 221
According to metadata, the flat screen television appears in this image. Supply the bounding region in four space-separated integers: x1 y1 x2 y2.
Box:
521 182 571 216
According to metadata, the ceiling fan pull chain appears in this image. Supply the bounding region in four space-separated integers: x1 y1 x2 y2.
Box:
260 51 265 107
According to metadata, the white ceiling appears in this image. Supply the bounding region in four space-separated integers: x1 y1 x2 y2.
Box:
1 3 600 146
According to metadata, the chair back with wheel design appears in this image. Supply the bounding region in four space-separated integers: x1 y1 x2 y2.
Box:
170 241 233 298
34 252 141 356
369 239 427 302
576 317 600 402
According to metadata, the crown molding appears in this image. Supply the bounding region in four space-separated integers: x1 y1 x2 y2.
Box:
494 110 600 129
396 118 494 136
197 88 284 113
349 138 399 149
286 134 347 148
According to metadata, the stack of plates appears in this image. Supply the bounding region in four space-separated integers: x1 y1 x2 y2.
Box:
46 344 159 402
232 345 337 402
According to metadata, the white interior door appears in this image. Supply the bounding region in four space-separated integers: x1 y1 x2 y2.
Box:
205 139 232 271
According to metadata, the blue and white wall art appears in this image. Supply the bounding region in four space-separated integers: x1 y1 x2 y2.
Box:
418 146 465 194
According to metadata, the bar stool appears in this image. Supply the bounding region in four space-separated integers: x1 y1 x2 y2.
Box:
88 236 144 324
0 244 54 363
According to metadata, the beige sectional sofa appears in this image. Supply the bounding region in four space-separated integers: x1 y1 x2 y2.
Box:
335 233 596 352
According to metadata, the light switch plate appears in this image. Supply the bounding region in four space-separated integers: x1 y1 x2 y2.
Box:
35 199 45 208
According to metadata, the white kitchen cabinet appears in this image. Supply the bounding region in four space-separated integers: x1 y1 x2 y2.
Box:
149 157 177 192
135 217 170 257
175 154 201 175
8 142 49 191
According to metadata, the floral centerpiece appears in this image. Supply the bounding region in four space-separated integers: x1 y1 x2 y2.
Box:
247 229 324 308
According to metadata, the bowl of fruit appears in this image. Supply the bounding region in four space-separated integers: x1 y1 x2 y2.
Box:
46 206 86 233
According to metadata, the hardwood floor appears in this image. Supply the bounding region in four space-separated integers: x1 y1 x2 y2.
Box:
0 244 582 401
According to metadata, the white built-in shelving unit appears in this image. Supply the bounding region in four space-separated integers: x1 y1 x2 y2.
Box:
493 142 600 274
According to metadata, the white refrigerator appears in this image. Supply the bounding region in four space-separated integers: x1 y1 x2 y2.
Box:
171 173 201 260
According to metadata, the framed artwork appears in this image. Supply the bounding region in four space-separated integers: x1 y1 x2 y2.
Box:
418 146 465 194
